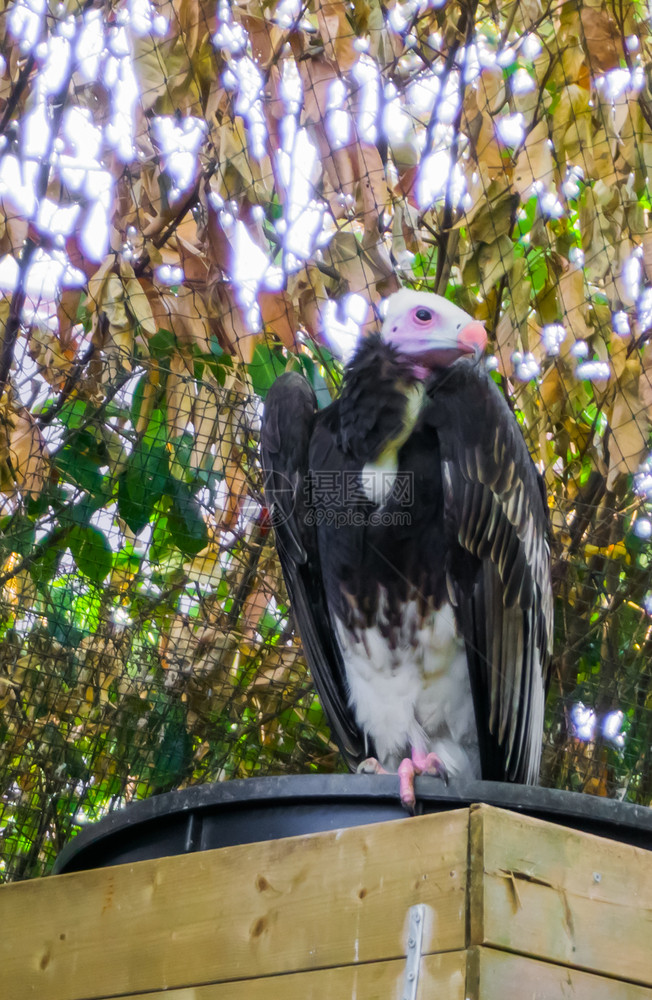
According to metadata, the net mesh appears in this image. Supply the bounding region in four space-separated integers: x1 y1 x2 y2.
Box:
1 0 652 880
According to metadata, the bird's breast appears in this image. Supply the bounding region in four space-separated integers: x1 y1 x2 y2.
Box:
335 599 479 776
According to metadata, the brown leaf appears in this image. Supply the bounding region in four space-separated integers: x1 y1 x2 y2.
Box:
642 232 652 284
213 118 273 203
134 373 159 437
101 274 128 329
57 289 82 353
366 0 403 67
350 140 389 234
580 8 623 74
315 0 358 71
477 117 505 176
150 285 213 354
475 234 515 295
210 282 260 363
5 403 49 497
28 325 77 388
607 385 648 489
557 262 592 352
176 0 199 57
468 189 516 244
167 353 194 440
259 290 299 349
87 257 115 312
120 260 157 337
513 120 554 199
191 382 220 472
539 365 565 413
495 310 520 373
322 230 394 300
638 344 652 420
131 37 169 111
241 576 272 650
221 456 248 530
475 64 506 116
552 85 591 159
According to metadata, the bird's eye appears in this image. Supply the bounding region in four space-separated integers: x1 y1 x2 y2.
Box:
415 308 433 322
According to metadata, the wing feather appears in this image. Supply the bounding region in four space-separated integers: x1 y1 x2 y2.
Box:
261 373 367 769
426 361 553 783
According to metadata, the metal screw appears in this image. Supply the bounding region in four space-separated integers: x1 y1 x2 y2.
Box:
408 937 415 948
593 872 601 883
408 972 415 981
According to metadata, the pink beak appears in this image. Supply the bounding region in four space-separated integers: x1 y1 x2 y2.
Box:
458 320 487 354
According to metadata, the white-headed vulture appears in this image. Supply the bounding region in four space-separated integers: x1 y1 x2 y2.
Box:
261 290 553 809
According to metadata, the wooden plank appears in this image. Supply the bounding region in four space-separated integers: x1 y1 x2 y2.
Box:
109 952 467 1000
466 947 652 999
0 809 469 1000
467 798 485 949
469 804 652 988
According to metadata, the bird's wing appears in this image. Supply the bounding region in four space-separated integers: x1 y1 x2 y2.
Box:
261 372 368 769
425 361 553 783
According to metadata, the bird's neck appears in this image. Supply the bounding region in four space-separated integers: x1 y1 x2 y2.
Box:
338 336 425 465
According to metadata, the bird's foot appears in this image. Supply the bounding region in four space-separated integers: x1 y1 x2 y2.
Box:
357 757 389 775
398 750 448 813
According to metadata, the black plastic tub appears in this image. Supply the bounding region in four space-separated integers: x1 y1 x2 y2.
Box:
53 775 652 875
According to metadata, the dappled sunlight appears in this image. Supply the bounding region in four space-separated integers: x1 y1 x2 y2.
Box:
0 0 652 880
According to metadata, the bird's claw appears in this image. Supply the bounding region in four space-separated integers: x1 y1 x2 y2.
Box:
398 751 448 813
357 757 389 775
357 752 448 814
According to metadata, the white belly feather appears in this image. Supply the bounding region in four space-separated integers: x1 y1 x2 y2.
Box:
337 602 481 778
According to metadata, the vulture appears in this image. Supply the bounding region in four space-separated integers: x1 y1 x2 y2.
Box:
261 290 553 809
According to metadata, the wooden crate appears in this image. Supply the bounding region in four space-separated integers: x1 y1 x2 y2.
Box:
2 803 651 999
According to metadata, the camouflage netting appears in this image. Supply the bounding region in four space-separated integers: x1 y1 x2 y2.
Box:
1 0 652 880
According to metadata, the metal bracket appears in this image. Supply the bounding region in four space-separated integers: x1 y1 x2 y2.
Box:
401 903 426 1000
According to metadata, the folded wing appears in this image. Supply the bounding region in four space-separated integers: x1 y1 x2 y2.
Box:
425 362 553 782
261 372 368 768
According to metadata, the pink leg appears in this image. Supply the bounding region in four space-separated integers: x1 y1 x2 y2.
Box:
411 749 445 774
398 749 448 813
398 757 418 812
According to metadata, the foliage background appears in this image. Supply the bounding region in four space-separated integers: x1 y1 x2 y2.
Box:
1 0 652 881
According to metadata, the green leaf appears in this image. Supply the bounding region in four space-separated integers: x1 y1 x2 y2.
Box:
148 328 177 358
202 350 233 385
43 581 84 646
167 480 208 555
114 545 141 575
526 248 548 295
130 374 149 428
54 431 109 499
148 705 193 791
29 541 62 587
150 505 176 566
57 399 91 429
296 356 332 409
247 343 285 399
67 494 101 528
69 525 113 583
169 432 194 481
118 409 170 533
0 514 36 558
516 196 538 239
209 333 224 357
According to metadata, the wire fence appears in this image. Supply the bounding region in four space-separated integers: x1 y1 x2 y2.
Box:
1 0 652 880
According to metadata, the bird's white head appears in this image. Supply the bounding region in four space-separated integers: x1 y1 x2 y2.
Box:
381 290 487 376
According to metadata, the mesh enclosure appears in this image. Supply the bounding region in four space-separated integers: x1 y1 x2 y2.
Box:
0 0 652 880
